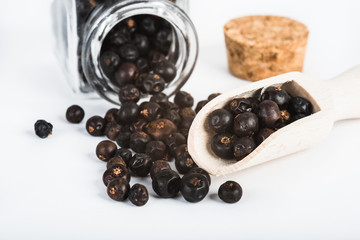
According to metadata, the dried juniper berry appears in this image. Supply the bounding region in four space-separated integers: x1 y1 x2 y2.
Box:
179 107 196 119
107 178 130 201
175 144 188 158
145 140 168 161
180 173 209 203
256 100 281 128
152 169 181 198
150 160 171 179
288 97 312 116
66 105 85 123
34 120 53 138
115 127 132 148
163 109 181 126
147 50 166 68
232 137 256 161
277 109 291 128
195 100 209 113
108 27 130 46
189 167 211 186
117 102 139 124
119 43 139 62
129 153 153 177
208 109 233 133
178 127 190 139
233 112 259 137
175 151 197 174
104 108 119 123
140 73 165 95
247 97 260 111
105 121 122 141
159 101 179 112
136 58 150 73
164 132 186 157
100 51 120 75
129 119 147 133
113 63 138 87
129 131 152 153
150 92 168 104
133 33 149 56
129 184 149 206
260 86 291 110
106 157 127 169
154 29 173 54
154 60 177 82
255 128 274 145
208 93 221 101
103 164 131 186
119 84 140 103
211 133 234 159
145 119 177 140
218 181 243 203
140 16 159 36
115 148 132 165
228 98 253 115
139 102 162 121
86 116 106 136
96 140 117 162
180 117 194 129
174 91 194 108
291 113 307 122
123 17 137 34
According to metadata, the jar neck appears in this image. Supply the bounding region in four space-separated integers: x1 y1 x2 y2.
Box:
81 0 198 104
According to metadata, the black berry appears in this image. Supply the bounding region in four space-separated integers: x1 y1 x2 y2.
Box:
208 108 233 133
152 169 181 198
107 178 130 201
34 120 53 138
288 97 312 116
180 173 209 203
117 102 139 124
119 84 140 103
129 153 153 177
174 91 194 108
210 133 234 159
66 105 85 123
103 164 131 186
257 100 281 128
86 116 106 136
233 112 259 137
260 86 291 110
96 140 117 162
218 181 243 203
106 157 127 169
150 160 171 179
129 184 149 206
115 148 132 165
129 131 152 153
232 137 256 161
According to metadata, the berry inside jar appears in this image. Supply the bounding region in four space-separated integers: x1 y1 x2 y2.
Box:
207 85 314 161
99 15 179 103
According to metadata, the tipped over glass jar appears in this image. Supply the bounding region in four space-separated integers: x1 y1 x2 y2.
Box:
52 0 198 104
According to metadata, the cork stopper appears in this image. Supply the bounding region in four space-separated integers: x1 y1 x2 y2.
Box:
224 15 309 81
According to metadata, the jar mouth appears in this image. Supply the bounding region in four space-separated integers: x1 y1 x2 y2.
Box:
81 0 198 105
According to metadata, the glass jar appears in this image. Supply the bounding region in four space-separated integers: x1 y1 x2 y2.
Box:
52 0 198 104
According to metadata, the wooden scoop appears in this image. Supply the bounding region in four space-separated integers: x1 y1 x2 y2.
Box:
188 65 360 176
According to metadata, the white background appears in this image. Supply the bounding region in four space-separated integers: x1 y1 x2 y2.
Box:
0 0 360 239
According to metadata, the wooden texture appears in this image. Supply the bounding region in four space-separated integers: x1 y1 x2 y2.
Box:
188 65 360 176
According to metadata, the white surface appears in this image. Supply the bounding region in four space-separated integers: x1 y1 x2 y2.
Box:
1 0 360 239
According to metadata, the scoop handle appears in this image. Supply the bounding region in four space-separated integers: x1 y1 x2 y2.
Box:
327 65 360 121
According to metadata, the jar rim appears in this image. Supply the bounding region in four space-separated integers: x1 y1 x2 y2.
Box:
81 0 199 105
